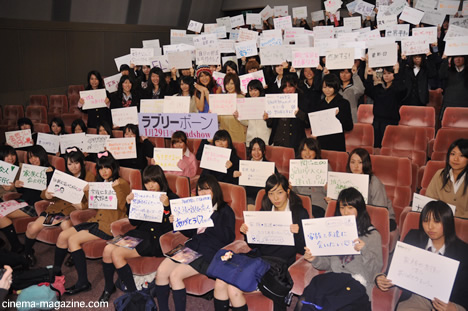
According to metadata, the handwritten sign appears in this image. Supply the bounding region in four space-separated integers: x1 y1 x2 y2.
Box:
274 5 289 16
246 13 261 26
368 43 398 68
325 48 354 70
167 51 192 69
129 190 165 223
315 38 339 56
327 172 369 203
265 94 298 118
239 71 267 94
105 138 136 160
47 170 88 204
140 99 164 113
139 113 219 139
412 193 456 214
5 130 33 149
103 73 121 93
209 94 237 116
273 16 293 30
401 37 429 56
163 96 190 114
195 47 220 65
216 17 232 31
292 6 308 19
377 14 398 30
388 241 459 303
236 97 266 120
89 182 117 210
83 134 109 153
36 133 60 154
19 164 48 191
260 5 274 20
260 46 287 65
292 48 320 68
153 148 182 171
400 6 424 25
385 24 410 39
114 54 131 71
290 159 328 187
218 40 235 54
212 71 226 93
308 108 343 137
244 211 294 246
170 29 186 44
151 55 170 73
130 48 154 66
239 160 275 187
0 200 28 217
188 20 203 33
302 216 360 256
421 9 446 27
445 37 468 56
311 10 325 22
355 0 375 16
230 14 245 28
438 0 460 15
415 0 437 11
59 133 85 154
170 195 214 230
80 89 107 110
238 28 258 42
0 160 19 186
412 26 437 43
235 40 258 59
344 16 362 29
200 145 231 173
111 107 139 127
385 0 407 16
324 0 343 14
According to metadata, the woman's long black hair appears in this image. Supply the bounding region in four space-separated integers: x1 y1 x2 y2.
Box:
441 139 468 195
335 187 373 236
419 201 456 250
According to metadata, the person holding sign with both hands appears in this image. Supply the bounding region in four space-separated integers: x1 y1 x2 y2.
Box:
375 201 468 311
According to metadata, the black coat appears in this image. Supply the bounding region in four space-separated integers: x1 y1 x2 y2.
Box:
401 55 437 106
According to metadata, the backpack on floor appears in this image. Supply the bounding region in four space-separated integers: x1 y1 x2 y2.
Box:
114 288 157 311
11 266 56 290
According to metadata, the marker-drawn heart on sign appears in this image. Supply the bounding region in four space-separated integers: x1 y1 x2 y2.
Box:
90 195 94 201
109 196 113 201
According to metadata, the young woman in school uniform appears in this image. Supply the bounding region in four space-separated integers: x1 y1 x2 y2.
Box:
164 131 197 178
219 73 246 143
154 175 235 311
375 201 468 310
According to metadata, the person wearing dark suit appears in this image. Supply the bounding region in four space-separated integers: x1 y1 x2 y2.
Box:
375 201 468 311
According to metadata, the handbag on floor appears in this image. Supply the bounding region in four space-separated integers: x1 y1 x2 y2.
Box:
258 256 294 307
114 287 157 311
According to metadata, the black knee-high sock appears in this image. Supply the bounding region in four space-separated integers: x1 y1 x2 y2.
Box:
71 249 88 286
54 246 68 274
102 262 116 292
173 288 186 311
232 305 248 311
24 237 36 255
1 224 22 252
155 284 170 311
214 298 230 311
116 264 137 292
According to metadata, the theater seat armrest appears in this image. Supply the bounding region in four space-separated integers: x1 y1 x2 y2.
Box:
288 256 321 296
111 218 136 237
70 209 97 225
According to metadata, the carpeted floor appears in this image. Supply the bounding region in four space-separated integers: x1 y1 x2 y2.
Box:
3 237 300 310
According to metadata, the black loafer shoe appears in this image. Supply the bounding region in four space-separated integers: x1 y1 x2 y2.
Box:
64 282 91 295
98 286 116 302
25 253 36 267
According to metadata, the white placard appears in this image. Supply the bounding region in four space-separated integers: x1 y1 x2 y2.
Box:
344 16 362 29
385 24 410 39
142 39 160 49
421 9 446 27
401 37 430 56
188 20 203 33
209 94 237 115
213 26 227 39
325 48 355 70
347 0 358 13
104 73 122 93
388 241 459 303
19 164 48 191
80 89 107 110
259 35 283 47
36 133 60 154
293 6 308 19
105 137 137 160
273 16 293 30
47 170 88 204
246 13 262 26
311 10 325 22
327 172 369 203
302 216 360 256
412 193 456 214
265 93 298 118
309 108 343 137
290 159 328 187
200 145 231 173
230 14 245 28
130 48 154 66
260 5 274 20
129 190 165 223
114 54 131 71
385 0 408 16
377 14 398 30
238 28 258 42
83 134 109 153
236 97 266 120
170 195 214 230
153 148 183 172
324 0 343 14
445 37 468 56
450 17 468 30
193 34 218 47
355 0 375 16
111 107 139 127
235 40 258 59
239 160 275 187
438 0 460 15
400 6 425 25
367 37 396 48
412 26 438 43
284 27 304 44
239 71 267 94
415 0 437 11
274 5 289 16
59 133 85 154
222 56 237 67
313 26 335 40
89 182 117 210
244 211 294 246
445 25 468 41
368 43 398 68
140 99 164 113
167 51 193 69
218 40 236 54
0 160 19 186
0 200 29 217
314 38 340 56
342 41 366 59
151 55 170 73
216 17 232 32
294 34 314 47
163 96 190 114
212 71 226 93
292 48 320 68
260 46 288 65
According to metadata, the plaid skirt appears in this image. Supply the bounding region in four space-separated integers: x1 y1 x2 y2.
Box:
20 205 37 217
